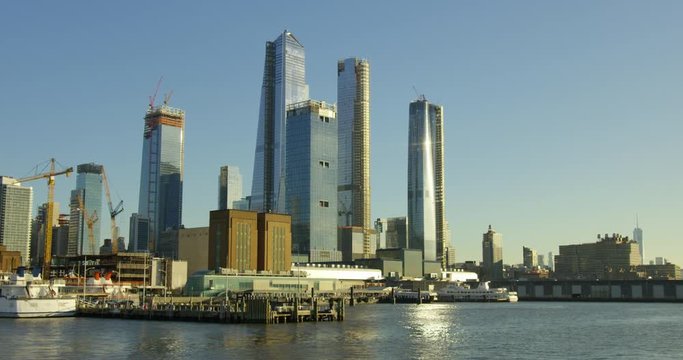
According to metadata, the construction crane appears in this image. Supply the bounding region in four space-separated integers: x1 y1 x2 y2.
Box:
14 158 73 277
101 167 123 253
76 194 98 255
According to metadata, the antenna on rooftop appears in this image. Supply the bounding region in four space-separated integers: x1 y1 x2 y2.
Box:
412 85 426 101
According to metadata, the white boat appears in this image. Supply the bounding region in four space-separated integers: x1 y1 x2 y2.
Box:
0 269 77 318
437 281 518 302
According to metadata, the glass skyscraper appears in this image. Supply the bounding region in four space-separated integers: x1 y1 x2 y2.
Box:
251 30 309 213
0 176 33 265
337 57 372 258
407 97 444 263
218 165 243 210
634 216 644 264
285 100 340 262
67 163 103 255
137 103 185 253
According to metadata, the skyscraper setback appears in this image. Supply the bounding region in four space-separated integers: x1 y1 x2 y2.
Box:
251 30 309 214
137 102 185 252
337 57 371 258
407 97 445 264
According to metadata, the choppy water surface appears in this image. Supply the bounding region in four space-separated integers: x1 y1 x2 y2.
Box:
3 302 682 359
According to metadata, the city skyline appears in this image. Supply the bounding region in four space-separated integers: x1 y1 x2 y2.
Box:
1 2 682 266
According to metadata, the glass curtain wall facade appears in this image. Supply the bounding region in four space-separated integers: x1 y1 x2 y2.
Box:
218 165 243 210
407 98 444 262
285 100 340 262
68 163 103 255
0 177 33 265
337 57 372 258
138 105 185 253
633 220 643 264
251 30 309 213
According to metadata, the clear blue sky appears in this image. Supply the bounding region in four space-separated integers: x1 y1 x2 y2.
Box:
2 1 682 265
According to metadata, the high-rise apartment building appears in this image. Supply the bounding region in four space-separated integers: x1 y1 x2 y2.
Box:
30 202 59 264
0 176 32 265
285 100 340 262
482 225 503 280
407 97 444 263
251 30 310 214
218 166 243 210
337 57 371 258
137 102 185 252
633 216 643 265
67 163 103 255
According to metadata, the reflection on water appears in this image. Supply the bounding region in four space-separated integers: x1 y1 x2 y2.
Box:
2 302 683 359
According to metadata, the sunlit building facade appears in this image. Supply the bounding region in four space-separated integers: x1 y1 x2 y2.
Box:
337 57 372 258
407 97 444 262
251 30 309 213
137 104 185 252
218 165 243 210
0 177 32 265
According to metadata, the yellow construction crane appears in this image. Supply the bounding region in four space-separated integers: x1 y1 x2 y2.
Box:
15 158 73 277
101 167 123 253
76 194 98 255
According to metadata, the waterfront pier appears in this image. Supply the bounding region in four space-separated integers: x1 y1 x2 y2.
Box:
77 293 345 324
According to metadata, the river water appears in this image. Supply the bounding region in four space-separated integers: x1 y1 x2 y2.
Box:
2 302 682 359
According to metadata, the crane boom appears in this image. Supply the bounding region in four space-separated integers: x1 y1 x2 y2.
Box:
101 167 123 253
14 159 73 277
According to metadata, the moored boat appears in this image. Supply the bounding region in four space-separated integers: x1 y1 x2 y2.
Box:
0 268 77 318
437 281 518 302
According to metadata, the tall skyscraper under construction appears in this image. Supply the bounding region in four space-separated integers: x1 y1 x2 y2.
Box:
250 30 309 214
67 163 103 255
136 100 185 253
407 97 445 264
337 57 372 258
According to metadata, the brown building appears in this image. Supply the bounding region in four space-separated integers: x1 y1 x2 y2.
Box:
257 213 291 273
0 244 21 272
555 233 641 280
176 227 209 275
209 210 258 272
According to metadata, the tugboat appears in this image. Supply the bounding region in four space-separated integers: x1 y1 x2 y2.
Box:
0 267 77 318
437 281 518 302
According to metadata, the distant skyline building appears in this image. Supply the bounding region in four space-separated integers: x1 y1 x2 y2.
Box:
68 163 103 255
251 30 309 214
30 202 59 264
285 100 340 262
337 57 371 258
482 225 503 280
218 165 243 210
137 102 185 253
407 97 444 263
375 217 408 250
128 213 149 252
523 246 537 268
633 216 644 265
0 176 33 265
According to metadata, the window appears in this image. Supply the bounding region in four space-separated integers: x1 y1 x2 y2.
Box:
319 160 330 168
319 200 329 208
